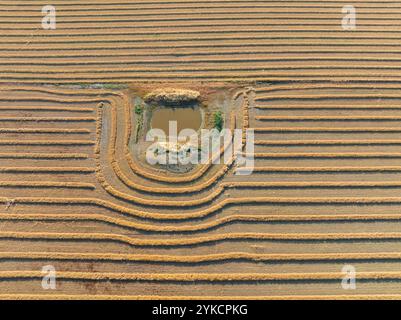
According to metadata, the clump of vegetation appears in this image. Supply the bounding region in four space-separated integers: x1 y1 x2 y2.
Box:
134 102 144 143
74 83 91 89
144 88 200 106
135 103 143 115
102 83 128 90
213 111 224 131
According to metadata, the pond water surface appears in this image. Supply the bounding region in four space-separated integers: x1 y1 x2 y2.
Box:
151 107 202 134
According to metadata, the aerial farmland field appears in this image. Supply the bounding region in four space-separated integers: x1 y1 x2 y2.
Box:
1 0 401 301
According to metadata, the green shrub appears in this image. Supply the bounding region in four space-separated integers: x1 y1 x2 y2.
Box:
213 111 224 131
135 103 143 115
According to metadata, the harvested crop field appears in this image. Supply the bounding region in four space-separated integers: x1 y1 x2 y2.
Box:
1 0 401 301
2 83 401 300
1 0 401 83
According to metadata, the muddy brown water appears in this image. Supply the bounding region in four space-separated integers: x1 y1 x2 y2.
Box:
151 107 202 134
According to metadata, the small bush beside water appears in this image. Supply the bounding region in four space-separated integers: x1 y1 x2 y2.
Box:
213 111 224 131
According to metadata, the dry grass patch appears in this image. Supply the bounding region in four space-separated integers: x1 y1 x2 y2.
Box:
144 88 200 106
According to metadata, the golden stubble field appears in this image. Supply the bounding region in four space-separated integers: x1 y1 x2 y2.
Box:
1 0 401 299
1 0 401 83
